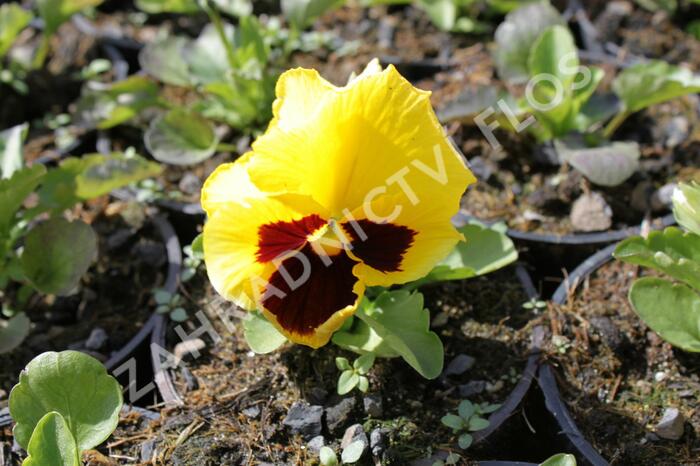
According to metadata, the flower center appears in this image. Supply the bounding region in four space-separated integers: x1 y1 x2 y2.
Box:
307 220 348 258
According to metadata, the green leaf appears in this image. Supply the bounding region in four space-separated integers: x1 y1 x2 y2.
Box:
21 218 97 295
353 353 375 374
457 433 473 450
417 0 457 31
335 357 351 371
139 36 192 87
540 453 577 466
554 139 640 187
190 233 204 257
135 0 199 13
673 182 700 236
184 24 234 85
341 440 365 464
0 313 31 354
76 76 161 130
169 308 188 322
281 0 345 30
457 400 475 420
9 350 123 452
337 370 360 395
355 291 444 379
211 0 253 16
36 0 103 36
0 165 46 236
614 227 700 292
22 412 80 466
38 152 162 210
410 223 517 286
612 61 700 114
493 1 565 84
468 416 489 431
0 3 32 58
0 123 28 179
319 446 339 466
441 414 465 431
145 109 220 165
357 375 369 393
242 311 287 354
331 316 400 358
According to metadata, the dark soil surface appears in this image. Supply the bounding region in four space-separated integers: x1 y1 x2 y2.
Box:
142 266 533 465
545 260 700 465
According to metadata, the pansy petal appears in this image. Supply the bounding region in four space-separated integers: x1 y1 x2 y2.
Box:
203 194 324 310
343 194 462 287
260 244 365 348
247 64 476 216
270 68 337 132
200 152 261 215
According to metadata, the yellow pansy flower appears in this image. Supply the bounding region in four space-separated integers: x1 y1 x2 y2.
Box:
202 60 476 348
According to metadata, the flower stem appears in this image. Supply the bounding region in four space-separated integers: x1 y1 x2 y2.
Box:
202 3 238 74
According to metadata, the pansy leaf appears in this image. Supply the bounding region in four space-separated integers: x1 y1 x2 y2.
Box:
211 0 253 16
409 223 517 287
0 4 32 58
0 165 46 235
36 0 103 36
458 400 475 420
341 440 365 464
417 0 457 31
21 218 97 296
22 412 80 466
614 227 700 292
319 446 338 466
539 453 577 466
337 370 359 395
630 279 700 352
76 76 161 129
184 24 234 85
555 139 639 187
468 417 489 431
38 152 162 210
612 61 700 114
335 357 351 371
243 311 287 354
135 0 199 13
0 313 30 354
9 350 123 452
357 375 369 392
355 290 444 379
493 1 565 84
139 36 191 87
0 123 28 179
673 182 700 236
353 353 375 374
145 109 220 165
331 317 400 358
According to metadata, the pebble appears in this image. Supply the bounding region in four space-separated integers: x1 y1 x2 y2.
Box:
655 408 685 440
459 380 487 398
325 396 356 434
651 183 677 211
341 424 369 452
370 428 389 457
307 435 325 454
85 327 108 351
140 439 156 462
283 401 324 439
178 173 202 195
242 405 260 419
444 354 475 376
664 116 689 148
570 192 613 232
363 393 383 418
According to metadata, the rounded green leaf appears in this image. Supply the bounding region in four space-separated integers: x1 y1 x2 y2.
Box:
145 109 220 165
335 357 351 371
540 453 577 466
242 311 287 354
673 182 700 236
441 414 465 431
457 400 475 420
0 4 32 58
21 218 97 296
23 412 80 466
629 277 700 352
0 122 28 179
169 308 188 322
458 433 473 450
337 370 359 395
353 353 375 374
357 375 369 393
37 0 103 36
468 417 490 431
9 350 123 452
341 440 365 464
139 36 191 87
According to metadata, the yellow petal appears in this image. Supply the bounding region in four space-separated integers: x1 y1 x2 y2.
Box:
200 152 261 216
247 64 476 217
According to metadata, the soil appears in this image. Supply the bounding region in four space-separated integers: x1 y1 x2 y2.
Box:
544 260 700 465
142 266 533 465
0 201 169 398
